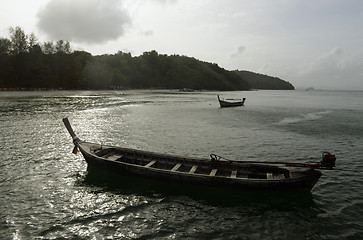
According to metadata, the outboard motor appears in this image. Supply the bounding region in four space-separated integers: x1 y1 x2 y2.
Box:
320 152 336 169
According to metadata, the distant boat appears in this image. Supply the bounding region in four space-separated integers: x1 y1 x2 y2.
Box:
63 118 336 192
217 95 246 108
179 88 195 92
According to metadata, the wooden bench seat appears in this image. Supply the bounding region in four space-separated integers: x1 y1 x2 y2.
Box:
210 169 217 176
171 163 182 172
189 165 198 174
145 160 156 168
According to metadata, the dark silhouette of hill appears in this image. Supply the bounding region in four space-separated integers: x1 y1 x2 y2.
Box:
0 26 294 91
234 70 294 90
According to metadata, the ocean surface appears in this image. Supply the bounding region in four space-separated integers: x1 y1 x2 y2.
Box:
0 90 362 239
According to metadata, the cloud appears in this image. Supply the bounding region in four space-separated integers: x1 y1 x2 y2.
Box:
143 30 154 36
37 0 131 44
152 0 178 4
297 48 363 90
299 48 344 76
230 46 246 58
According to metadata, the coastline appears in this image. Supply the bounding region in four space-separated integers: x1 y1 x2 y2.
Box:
0 88 197 98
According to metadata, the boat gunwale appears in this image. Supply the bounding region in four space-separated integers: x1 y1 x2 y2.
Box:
77 141 320 183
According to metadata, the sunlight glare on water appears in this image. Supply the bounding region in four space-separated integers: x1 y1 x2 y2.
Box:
0 90 362 239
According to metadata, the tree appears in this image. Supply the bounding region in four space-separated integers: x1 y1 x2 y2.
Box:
28 33 39 52
42 41 56 54
9 26 28 55
0 38 11 55
84 60 113 89
55 40 71 54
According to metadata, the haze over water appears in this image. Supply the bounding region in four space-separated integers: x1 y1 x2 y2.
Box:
1 90 362 239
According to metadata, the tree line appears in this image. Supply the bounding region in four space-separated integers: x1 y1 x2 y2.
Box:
0 26 293 91
0 27 85 89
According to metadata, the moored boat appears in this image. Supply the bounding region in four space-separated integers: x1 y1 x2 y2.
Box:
62 118 335 192
217 95 246 107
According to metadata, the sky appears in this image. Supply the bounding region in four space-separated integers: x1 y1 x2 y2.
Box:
1 0 363 90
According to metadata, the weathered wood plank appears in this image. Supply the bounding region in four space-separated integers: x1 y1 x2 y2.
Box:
210 169 218 176
107 155 123 161
145 160 156 168
171 163 182 172
189 165 198 174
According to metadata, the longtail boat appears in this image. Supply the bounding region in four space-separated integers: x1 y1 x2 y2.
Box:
63 118 336 192
217 95 246 108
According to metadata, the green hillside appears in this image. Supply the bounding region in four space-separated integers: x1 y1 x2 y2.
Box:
234 70 294 90
0 26 294 91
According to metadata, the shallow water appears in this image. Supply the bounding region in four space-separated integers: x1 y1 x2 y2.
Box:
1 90 362 239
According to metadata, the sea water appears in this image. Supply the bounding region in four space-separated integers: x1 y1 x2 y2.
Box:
0 90 362 239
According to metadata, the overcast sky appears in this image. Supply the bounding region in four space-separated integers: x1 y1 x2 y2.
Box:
1 0 363 90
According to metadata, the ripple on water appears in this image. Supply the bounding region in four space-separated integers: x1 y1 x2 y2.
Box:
1 91 363 239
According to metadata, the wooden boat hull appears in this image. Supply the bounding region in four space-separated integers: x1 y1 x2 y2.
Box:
219 100 243 108
75 141 322 192
217 95 246 108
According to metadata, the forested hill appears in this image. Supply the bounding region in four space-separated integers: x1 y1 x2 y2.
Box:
0 48 250 90
0 27 294 91
87 51 250 90
234 70 295 90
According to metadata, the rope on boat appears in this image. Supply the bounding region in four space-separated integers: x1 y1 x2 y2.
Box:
72 136 79 154
72 146 78 154
62 118 80 155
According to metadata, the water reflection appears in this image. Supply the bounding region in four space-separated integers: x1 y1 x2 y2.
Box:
80 166 316 209
67 167 322 239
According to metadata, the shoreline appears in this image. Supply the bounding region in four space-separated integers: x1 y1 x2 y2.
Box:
0 88 215 98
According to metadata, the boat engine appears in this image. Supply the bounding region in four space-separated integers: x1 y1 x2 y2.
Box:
320 152 336 169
